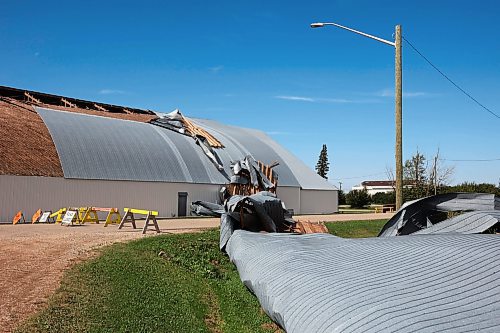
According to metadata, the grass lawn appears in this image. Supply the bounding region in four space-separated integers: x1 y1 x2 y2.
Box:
17 220 387 332
16 229 279 333
325 219 387 238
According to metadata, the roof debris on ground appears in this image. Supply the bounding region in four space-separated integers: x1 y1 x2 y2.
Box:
221 192 500 332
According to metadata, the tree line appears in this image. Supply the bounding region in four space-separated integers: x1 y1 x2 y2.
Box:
340 149 499 208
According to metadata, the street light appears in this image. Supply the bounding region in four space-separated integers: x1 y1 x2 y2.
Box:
311 21 403 209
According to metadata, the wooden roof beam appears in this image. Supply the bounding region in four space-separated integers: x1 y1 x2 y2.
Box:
93 103 108 112
61 98 77 108
24 92 42 104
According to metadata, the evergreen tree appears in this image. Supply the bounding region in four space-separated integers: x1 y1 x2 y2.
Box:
315 144 330 179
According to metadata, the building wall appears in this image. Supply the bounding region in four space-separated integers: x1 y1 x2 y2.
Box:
0 175 222 222
0 175 338 222
300 189 338 215
276 186 301 214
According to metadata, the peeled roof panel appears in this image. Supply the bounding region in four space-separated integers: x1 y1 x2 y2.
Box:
194 118 336 190
226 230 500 332
192 119 301 187
36 107 190 182
153 126 226 184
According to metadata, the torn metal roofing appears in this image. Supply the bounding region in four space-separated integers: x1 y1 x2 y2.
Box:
36 107 336 190
378 193 500 237
413 210 500 235
225 230 500 332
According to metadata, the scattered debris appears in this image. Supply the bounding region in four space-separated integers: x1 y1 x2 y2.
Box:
229 156 278 196
293 220 329 234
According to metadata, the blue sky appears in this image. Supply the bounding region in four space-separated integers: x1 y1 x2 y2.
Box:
1 0 499 190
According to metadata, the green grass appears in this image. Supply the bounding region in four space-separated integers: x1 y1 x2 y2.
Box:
17 220 387 332
16 229 278 333
325 219 387 238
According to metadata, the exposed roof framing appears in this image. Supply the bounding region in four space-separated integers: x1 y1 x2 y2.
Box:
24 92 42 104
0 85 154 115
93 103 108 112
61 98 77 108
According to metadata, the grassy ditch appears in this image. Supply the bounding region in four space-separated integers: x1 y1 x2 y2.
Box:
17 220 386 332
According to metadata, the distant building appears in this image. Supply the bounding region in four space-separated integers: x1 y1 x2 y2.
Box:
351 181 395 195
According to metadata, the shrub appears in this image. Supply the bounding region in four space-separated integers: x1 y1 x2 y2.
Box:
346 189 371 208
338 190 346 205
371 191 395 205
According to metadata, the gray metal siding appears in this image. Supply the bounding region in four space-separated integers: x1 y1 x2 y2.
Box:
0 175 221 221
226 230 500 332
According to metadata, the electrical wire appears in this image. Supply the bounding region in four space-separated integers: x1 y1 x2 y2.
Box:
331 171 388 181
402 36 500 120
440 158 500 162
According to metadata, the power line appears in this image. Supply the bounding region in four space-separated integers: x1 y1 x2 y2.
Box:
331 171 388 181
402 36 500 120
440 158 500 162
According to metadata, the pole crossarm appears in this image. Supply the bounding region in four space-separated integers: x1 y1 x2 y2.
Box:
311 22 395 47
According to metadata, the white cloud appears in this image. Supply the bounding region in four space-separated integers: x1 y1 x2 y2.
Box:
274 95 378 104
209 65 224 73
376 88 434 98
99 89 125 95
275 95 315 102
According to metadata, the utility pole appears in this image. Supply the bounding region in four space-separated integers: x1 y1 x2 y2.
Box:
339 181 342 191
395 25 403 210
311 21 404 210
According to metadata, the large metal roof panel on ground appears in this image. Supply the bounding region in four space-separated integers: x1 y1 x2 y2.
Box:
225 230 500 333
36 107 335 189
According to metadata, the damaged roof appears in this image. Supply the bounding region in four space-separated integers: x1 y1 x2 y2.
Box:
0 85 337 190
36 106 336 189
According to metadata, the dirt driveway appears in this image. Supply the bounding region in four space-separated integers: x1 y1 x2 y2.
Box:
0 218 218 333
0 213 392 332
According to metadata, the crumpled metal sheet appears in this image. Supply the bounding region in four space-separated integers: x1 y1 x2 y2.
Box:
224 192 281 233
190 200 225 217
379 193 500 237
413 210 500 235
230 155 275 190
225 230 500 333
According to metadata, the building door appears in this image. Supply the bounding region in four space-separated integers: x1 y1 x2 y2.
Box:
178 192 188 217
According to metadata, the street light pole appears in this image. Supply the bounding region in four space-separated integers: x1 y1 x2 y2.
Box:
394 25 403 210
311 22 404 209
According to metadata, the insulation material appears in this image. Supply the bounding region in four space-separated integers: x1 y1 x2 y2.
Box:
225 230 500 333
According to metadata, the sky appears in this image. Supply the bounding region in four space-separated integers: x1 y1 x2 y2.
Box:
1 0 499 191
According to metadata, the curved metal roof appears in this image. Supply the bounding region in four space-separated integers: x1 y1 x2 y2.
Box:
36 107 336 190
